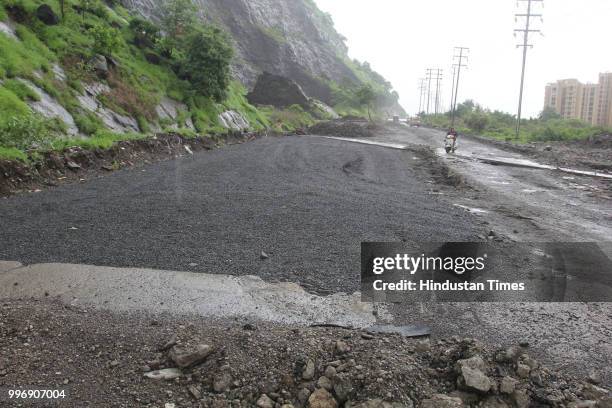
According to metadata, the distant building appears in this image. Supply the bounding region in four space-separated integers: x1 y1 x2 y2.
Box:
544 73 612 127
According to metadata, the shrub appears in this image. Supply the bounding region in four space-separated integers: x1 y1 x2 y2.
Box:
129 17 160 49
181 25 233 102
88 24 121 56
464 112 489 132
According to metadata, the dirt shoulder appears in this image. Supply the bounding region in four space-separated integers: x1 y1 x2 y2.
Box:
1 299 610 408
460 133 612 173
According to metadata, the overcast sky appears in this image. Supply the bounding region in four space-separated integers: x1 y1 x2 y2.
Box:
313 0 612 118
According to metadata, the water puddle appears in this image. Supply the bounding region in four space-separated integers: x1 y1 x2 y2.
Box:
453 204 489 214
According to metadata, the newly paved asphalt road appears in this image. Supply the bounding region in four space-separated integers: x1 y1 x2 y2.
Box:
0 135 480 293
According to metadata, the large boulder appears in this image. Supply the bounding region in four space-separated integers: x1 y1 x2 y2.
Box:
247 72 310 109
36 5 59 25
90 54 109 79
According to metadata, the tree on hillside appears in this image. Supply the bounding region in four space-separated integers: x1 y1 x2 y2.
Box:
356 84 376 122
159 0 198 57
181 25 234 102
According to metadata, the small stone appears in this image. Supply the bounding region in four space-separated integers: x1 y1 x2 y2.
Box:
260 251 269 260
420 394 464 408
587 371 602 385
66 161 81 170
169 344 213 368
415 338 431 353
596 396 612 408
459 366 491 393
335 341 350 354
298 388 311 403
516 362 530 379
500 376 518 394
256 394 274 408
324 366 336 379
143 368 182 380
188 385 201 400
333 376 353 403
159 335 178 351
307 388 337 408
512 390 530 408
481 397 510 408
213 372 232 393
361 333 375 340
317 376 333 391
302 359 315 380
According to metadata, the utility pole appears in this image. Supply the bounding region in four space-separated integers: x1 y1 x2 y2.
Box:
434 69 443 115
418 78 426 116
425 69 434 114
515 0 543 139
451 47 469 127
450 65 457 113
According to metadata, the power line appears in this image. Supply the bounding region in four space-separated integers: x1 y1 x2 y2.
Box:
451 47 469 127
515 0 543 139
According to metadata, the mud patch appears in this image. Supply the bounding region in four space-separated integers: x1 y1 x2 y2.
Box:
416 146 468 188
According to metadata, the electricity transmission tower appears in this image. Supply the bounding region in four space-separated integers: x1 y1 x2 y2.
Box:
515 0 543 139
450 65 457 113
425 69 434 114
418 78 427 115
451 47 469 127
434 69 443 115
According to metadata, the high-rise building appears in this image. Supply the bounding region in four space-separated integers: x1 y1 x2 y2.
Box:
595 73 612 127
544 73 612 127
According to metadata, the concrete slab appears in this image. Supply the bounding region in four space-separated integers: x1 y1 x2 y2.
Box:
0 261 23 273
0 263 383 327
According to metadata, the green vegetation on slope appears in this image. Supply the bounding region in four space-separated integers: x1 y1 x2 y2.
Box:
0 0 316 161
421 100 611 143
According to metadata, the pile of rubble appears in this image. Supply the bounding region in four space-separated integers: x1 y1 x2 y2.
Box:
143 332 611 408
1 301 609 407
308 119 384 139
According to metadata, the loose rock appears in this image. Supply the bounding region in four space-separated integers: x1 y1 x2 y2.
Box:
308 388 338 408
256 394 274 408
169 344 213 368
420 394 464 408
302 359 315 380
143 368 182 380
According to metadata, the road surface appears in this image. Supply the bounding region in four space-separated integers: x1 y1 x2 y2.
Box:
1 127 611 381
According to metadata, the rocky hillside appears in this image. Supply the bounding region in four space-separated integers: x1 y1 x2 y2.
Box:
0 0 403 161
122 0 404 112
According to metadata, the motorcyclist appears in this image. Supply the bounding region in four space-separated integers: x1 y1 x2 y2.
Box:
445 128 458 153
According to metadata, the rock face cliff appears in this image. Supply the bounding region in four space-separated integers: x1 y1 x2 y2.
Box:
121 0 364 104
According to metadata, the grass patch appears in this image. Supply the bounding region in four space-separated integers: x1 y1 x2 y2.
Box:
2 77 39 100
0 146 28 161
51 130 146 150
0 85 32 117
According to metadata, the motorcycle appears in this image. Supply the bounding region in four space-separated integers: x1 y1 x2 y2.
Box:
445 134 457 154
